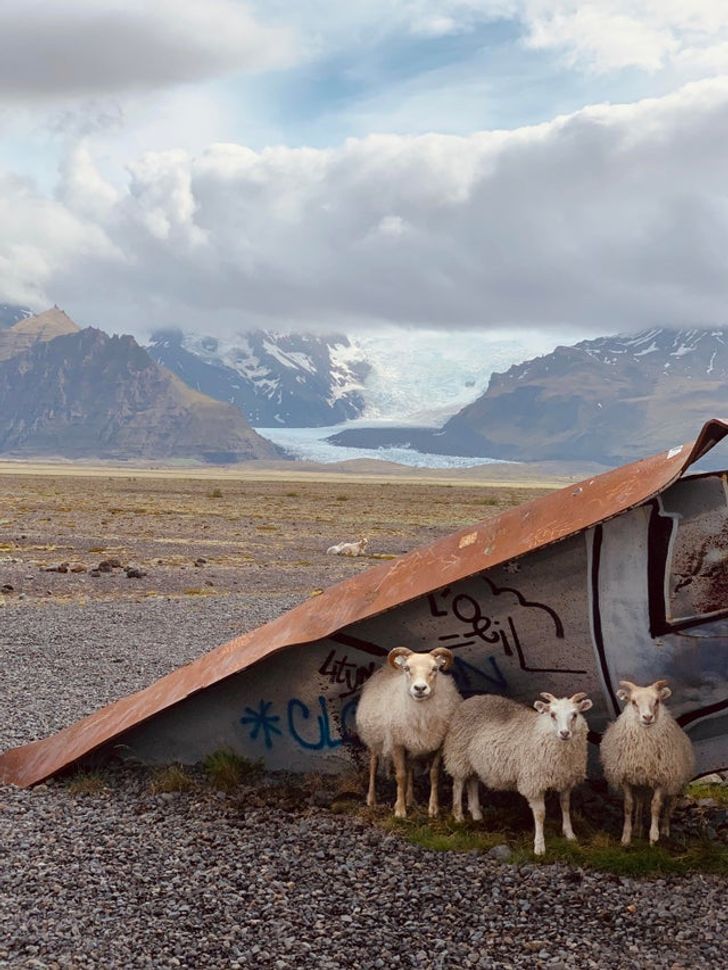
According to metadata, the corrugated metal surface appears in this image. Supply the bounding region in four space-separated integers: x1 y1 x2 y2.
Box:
2 418 727 787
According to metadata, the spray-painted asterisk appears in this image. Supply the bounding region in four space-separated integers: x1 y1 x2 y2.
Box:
240 700 282 749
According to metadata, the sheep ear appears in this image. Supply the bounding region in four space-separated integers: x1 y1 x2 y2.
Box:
388 647 411 670
431 647 453 671
616 689 629 702
534 700 549 714
577 698 593 712
658 685 672 700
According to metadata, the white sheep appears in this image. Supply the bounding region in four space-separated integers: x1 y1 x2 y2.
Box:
355 646 461 818
326 537 368 556
600 679 695 846
443 691 593 855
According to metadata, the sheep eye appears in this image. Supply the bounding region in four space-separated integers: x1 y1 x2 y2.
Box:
550 713 556 720
571 713 577 721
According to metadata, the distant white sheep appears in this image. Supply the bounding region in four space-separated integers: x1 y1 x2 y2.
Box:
355 646 461 818
443 691 593 855
600 679 694 846
326 537 368 556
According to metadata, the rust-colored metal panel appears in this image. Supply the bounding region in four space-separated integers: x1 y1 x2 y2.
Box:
2 418 728 787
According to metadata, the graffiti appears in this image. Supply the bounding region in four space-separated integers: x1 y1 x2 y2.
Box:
240 700 282 750
288 696 344 751
241 694 360 752
429 576 587 675
318 649 376 698
451 656 507 697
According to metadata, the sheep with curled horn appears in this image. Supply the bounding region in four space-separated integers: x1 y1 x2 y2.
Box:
443 689 593 855
355 646 462 818
600 679 694 846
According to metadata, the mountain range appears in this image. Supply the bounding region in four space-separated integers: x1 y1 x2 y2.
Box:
0 308 280 462
329 328 728 465
147 329 370 427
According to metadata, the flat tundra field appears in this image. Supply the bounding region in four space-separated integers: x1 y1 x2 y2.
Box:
0 468 726 969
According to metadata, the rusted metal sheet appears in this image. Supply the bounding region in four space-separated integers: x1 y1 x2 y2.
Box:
2 418 728 787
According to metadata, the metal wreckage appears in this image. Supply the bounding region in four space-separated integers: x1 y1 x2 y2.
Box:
2 418 728 787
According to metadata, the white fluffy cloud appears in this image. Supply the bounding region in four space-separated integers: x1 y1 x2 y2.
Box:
4 78 728 334
0 0 295 100
521 0 728 74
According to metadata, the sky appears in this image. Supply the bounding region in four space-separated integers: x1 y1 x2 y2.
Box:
2 0 728 338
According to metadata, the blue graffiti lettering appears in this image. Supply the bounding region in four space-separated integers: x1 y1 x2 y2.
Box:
452 656 508 697
287 696 343 751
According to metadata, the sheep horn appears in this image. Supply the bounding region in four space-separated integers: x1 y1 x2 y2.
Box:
618 680 637 692
540 692 557 703
653 679 670 690
431 647 453 670
387 646 412 670
570 692 588 703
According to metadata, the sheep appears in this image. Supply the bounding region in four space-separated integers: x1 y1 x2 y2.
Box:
326 537 368 556
355 646 461 818
443 691 593 855
600 679 694 846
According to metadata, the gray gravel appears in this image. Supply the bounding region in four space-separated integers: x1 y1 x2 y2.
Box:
1 598 727 969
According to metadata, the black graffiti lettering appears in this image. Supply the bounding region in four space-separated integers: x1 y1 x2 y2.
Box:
319 650 376 699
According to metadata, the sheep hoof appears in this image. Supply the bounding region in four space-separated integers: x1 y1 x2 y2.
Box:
428 806 439 819
470 811 483 822
534 844 546 856
394 806 407 819
621 835 632 847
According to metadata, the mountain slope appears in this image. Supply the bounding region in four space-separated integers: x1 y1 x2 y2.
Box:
329 328 728 464
0 327 282 461
148 329 370 427
0 307 80 361
0 304 33 330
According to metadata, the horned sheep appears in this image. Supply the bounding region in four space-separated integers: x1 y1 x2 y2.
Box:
443 691 593 855
355 646 461 818
600 679 695 846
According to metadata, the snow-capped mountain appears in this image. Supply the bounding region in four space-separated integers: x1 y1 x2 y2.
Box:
147 329 370 427
0 304 33 330
329 327 728 465
148 326 567 430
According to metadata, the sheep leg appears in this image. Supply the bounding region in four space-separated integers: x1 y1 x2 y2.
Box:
467 777 483 821
366 751 378 808
452 776 465 822
392 745 408 818
560 787 576 841
621 783 634 846
528 793 547 856
661 795 676 838
649 787 665 845
428 751 441 818
406 763 416 808
633 791 644 837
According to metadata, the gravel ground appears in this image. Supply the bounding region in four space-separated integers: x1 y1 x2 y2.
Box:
1 598 727 969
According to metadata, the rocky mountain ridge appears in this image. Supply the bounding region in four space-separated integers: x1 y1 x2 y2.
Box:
0 311 281 462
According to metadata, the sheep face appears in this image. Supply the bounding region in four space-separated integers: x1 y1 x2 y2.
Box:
387 647 453 702
533 692 593 741
617 679 672 728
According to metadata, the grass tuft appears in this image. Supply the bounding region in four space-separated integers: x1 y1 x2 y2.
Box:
686 782 728 805
67 771 107 796
208 488 223 499
203 749 264 792
150 764 196 794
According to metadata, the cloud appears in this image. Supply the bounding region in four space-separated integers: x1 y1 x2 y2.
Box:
3 78 728 335
0 0 295 101
513 1 728 76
